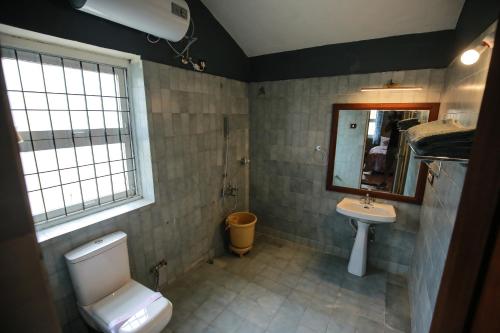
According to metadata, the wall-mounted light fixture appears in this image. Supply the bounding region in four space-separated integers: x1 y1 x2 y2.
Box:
460 35 494 66
360 80 422 92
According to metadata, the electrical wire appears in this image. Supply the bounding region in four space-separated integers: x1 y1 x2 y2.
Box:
146 16 205 71
161 16 197 58
166 37 198 58
147 34 161 44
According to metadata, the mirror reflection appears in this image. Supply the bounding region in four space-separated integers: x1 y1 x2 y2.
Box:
332 109 429 196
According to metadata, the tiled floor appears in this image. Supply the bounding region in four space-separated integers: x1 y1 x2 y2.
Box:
162 236 411 333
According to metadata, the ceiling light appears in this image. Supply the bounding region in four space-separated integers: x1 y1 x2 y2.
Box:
360 80 422 92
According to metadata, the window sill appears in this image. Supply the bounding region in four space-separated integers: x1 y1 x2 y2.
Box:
36 198 154 244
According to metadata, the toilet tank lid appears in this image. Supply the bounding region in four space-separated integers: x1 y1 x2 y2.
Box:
65 231 127 264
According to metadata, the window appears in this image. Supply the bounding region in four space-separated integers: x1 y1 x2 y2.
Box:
1 47 139 226
367 110 378 137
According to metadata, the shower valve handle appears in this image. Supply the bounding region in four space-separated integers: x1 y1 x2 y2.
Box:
240 157 250 165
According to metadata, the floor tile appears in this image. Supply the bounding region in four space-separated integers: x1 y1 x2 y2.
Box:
265 310 301 333
252 275 292 297
297 325 317 333
326 318 356 333
385 282 411 332
212 310 245 333
278 299 306 318
255 292 285 315
299 307 330 332
161 238 411 333
236 319 266 333
194 298 226 323
173 316 209 333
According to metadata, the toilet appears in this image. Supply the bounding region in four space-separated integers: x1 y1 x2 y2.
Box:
64 231 172 333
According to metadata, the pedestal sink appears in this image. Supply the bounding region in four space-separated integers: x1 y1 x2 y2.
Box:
336 197 396 277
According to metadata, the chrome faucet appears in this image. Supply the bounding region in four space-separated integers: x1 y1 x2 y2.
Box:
361 193 374 206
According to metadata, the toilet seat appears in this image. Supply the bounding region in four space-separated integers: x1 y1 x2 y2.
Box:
118 297 172 333
82 280 172 333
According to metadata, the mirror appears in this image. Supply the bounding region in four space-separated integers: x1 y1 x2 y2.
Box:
327 103 439 204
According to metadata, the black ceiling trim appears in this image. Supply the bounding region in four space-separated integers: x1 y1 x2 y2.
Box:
249 0 500 82
249 30 455 82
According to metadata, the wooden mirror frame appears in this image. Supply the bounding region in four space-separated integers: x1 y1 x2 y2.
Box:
326 103 440 204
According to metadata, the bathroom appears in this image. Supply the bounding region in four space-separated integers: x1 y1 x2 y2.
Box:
0 0 499 332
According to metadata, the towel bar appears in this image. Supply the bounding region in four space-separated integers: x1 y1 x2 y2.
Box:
409 144 469 165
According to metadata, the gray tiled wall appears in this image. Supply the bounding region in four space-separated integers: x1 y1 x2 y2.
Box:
39 61 250 332
408 22 496 333
249 69 445 275
36 21 496 332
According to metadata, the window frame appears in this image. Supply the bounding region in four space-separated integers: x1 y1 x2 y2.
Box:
367 109 378 138
0 27 154 240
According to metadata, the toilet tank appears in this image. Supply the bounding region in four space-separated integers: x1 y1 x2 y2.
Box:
65 231 131 306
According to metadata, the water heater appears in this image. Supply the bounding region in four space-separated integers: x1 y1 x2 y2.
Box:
69 0 190 42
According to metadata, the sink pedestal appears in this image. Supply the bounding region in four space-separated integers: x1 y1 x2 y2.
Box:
336 197 396 277
348 220 369 277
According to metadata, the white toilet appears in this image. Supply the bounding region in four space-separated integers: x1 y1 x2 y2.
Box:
65 231 172 333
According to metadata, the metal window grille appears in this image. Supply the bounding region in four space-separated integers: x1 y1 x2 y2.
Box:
1 47 138 225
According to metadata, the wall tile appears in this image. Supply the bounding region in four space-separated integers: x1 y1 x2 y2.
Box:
39 62 250 330
249 69 445 275
408 22 496 333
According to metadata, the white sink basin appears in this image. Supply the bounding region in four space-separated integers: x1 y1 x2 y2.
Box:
336 197 396 223
336 197 397 277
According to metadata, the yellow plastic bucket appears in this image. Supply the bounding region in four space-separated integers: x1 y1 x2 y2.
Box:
226 212 257 256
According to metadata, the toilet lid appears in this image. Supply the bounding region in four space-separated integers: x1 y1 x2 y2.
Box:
83 280 172 333
119 297 172 333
